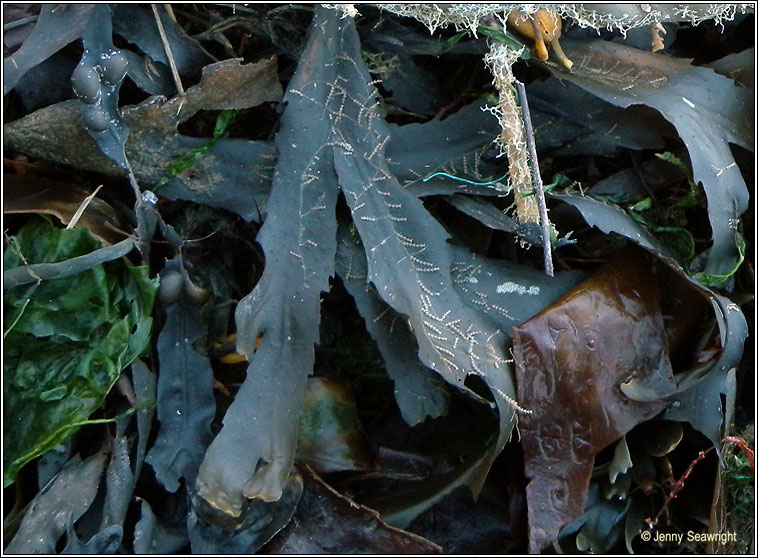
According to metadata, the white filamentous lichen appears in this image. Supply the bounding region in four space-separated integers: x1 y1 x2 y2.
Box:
483 40 539 224
376 4 507 34
373 4 751 35
321 4 361 18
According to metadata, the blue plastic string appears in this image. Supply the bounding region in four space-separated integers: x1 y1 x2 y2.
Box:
422 172 509 186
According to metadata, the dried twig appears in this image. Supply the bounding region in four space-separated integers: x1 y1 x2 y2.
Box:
515 80 554 277
164 3 178 24
151 3 185 97
67 184 104 230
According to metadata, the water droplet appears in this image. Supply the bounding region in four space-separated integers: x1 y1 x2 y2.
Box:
142 190 158 205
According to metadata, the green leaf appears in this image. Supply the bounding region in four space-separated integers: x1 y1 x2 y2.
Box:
655 150 688 170
691 231 746 287
631 198 652 212
476 25 528 58
155 110 241 189
212 109 238 138
438 29 470 55
3 218 158 486
652 226 696 262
